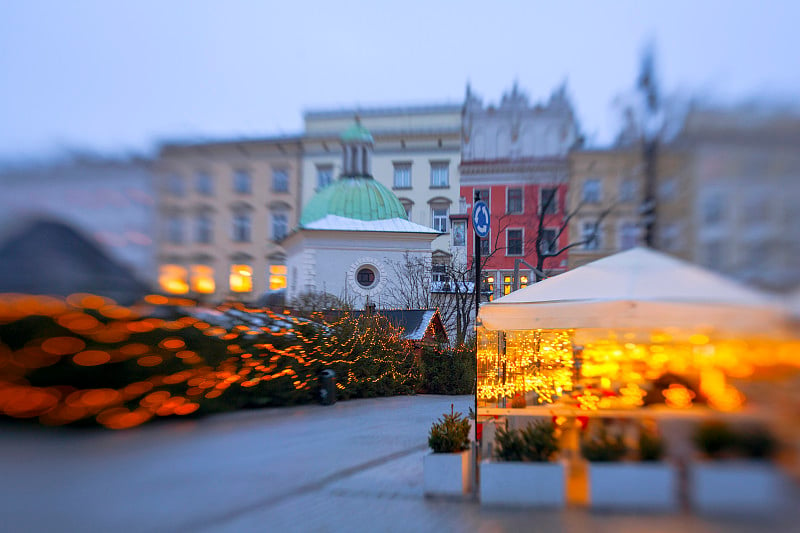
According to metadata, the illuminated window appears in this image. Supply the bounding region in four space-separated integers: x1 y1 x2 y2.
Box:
159 264 188 294
520 274 529 288
230 264 253 292
503 275 513 295
191 265 215 294
269 264 287 291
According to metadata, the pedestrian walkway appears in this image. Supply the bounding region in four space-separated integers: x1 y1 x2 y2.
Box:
0 395 796 532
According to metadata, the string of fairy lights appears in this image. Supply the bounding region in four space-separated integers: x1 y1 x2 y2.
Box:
477 325 800 413
0 293 433 429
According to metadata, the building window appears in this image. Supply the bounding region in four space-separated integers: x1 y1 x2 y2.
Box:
271 212 288 241
452 220 466 247
482 273 495 300
233 169 252 194
356 266 377 288
230 264 253 292
159 264 188 294
432 207 449 233
166 175 185 197
659 178 678 203
582 179 601 204
703 194 725 225
619 221 639 250
503 274 513 295
620 178 635 203
269 264 287 291
190 265 215 294
432 264 448 284
540 187 558 215
393 162 411 189
232 212 251 242
195 213 213 244
507 188 523 213
507 229 523 256
660 222 680 251
479 236 490 256
273 168 289 192
519 273 530 288
196 172 212 195
474 188 490 204
581 222 601 250
430 161 449 188
316 165 333 190
167 215 184 244
399 199 413 219
539 228 557 254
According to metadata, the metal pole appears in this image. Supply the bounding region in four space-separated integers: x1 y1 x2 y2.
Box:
474 191 481 321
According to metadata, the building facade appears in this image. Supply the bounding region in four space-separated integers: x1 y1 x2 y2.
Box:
665 108 800 291
0 156 156 286
285 121 439 309
301 105 464 263
460 84 581 299
155 137 302 301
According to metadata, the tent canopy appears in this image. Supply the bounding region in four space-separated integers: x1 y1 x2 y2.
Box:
479 247 791 338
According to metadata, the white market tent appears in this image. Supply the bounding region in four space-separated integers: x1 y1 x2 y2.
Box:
479 247 792 339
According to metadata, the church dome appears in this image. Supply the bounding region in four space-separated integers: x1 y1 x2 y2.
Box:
300 177 407 227
340 121 374 143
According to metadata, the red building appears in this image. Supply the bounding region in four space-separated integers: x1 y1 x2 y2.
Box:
460 83 580 299
460 159 570 300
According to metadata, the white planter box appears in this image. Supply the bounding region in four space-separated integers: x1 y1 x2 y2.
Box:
589 462 678 510
480 460 565 507
692 461 782 514
423 450 471 497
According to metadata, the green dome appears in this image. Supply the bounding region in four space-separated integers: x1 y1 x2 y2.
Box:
300 177 408 226
340 121 374 143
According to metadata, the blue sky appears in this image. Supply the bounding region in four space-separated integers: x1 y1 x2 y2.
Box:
1 0 798 160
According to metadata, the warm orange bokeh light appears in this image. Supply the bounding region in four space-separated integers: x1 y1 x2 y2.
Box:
41 337 86 356
73 350 112 366
137 356 163 367
159 338 185 350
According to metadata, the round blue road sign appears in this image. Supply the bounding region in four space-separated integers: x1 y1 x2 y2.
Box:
473 200 490 238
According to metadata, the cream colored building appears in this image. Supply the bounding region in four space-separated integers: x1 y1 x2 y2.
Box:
567 146 688 270
301 105 464 262
155 137 302 301
567 148 644 269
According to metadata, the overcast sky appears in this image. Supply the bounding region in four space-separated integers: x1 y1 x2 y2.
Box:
1 0 798 161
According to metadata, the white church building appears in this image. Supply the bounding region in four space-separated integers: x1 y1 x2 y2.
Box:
284 120 439 308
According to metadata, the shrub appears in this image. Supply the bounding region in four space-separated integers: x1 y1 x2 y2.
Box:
638 429 666 462
494 420 558 462
419 343 476 395
736 427 777 459
693 420 737 459
428 405 470 453
582 427 627 462
694 421 777 460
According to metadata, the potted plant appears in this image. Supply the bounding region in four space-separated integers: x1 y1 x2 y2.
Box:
480 419 565 507
584 422 678 510
691 420 781 514
423 405 472 497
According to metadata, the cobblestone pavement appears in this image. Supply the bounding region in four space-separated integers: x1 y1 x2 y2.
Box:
1 395 797 532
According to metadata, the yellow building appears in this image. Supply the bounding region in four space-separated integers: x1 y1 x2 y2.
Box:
155 137 302 301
